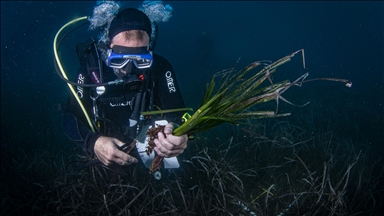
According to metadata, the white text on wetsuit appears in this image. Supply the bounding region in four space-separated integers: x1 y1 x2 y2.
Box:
77 74 85 98
165 71 176 93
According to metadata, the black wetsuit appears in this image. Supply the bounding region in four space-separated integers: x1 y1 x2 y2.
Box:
62 39 185 156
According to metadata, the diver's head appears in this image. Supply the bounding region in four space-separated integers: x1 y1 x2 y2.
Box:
104 8 153 76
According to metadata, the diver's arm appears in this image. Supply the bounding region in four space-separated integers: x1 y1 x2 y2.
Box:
62 39 102 155
153 54 186 125
62 42 101 155
152 55 188 157
62 70 100 156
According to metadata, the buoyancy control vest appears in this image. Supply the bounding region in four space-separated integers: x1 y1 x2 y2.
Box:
76 38 153 141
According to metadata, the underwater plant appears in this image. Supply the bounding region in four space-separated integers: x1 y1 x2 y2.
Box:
146 49 352 173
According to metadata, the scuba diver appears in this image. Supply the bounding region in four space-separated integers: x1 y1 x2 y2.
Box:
59 3 189 174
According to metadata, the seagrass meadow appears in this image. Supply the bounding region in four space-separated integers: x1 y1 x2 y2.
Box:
1 94 383 215
1 1 383 215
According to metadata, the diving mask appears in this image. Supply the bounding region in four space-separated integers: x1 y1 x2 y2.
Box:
106 45 153 69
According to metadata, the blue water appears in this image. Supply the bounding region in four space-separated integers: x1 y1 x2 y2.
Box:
1 1 383 215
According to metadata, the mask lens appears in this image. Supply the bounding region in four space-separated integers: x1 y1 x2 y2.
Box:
110 58 131 68
133 58 153 69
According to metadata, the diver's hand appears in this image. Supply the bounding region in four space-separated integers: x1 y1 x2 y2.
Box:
94 136 138 166
154 123 188 157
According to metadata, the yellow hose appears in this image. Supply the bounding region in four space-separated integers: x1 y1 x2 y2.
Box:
53 16 95 132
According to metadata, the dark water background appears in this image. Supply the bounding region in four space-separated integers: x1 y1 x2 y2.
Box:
1 1 383 215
